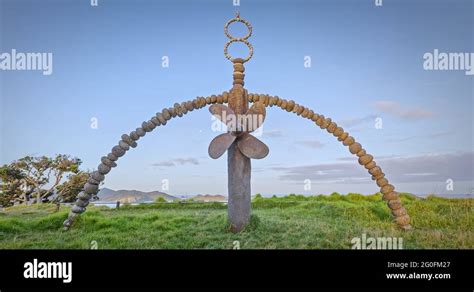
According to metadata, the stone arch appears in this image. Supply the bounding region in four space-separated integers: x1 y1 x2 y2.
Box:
63 91 411 230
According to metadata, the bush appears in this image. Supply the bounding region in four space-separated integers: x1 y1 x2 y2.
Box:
253 194 263 202
155 197 167 203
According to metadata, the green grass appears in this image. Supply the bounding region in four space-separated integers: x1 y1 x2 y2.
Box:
0 193 472 249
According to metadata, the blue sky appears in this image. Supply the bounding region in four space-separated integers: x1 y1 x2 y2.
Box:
1 0 473 196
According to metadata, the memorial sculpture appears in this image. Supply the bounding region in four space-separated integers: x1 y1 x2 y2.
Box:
64 13 412 232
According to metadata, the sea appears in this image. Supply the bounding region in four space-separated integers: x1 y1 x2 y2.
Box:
90 194 472 208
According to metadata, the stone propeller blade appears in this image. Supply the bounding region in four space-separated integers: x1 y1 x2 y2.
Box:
208 132 236 159
209 104 236 130
237 133 269 159
244 102 266 132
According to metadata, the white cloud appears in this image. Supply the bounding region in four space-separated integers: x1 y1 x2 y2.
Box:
339 115 377 128
152 157 199 167
386 131 452 143
271 152 473 184
263 129 284 138
299 140 325 148
374 100 435 120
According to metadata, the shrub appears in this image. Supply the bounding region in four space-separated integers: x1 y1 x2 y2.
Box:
155 197 167 203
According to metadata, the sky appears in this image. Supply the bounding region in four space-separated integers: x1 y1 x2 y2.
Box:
0 0 473 196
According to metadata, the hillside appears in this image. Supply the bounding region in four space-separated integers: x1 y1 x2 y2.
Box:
97 188 179 203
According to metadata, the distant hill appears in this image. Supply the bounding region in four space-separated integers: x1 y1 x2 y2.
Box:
97 188 179 203
191 194 227 202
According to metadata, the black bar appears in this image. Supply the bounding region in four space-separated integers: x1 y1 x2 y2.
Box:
0 250 471 290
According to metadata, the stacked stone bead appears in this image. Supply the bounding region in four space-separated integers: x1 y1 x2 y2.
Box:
232 58 245 87
63 92 231 228
247 93 412 230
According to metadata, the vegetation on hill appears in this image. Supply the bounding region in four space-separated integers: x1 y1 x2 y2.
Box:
0 193 472 249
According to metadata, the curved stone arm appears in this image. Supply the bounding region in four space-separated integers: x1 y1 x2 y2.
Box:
246 93 412 230
64 91 411 231
63 92 232 229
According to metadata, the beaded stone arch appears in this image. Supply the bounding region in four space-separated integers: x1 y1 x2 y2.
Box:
64 13 412 232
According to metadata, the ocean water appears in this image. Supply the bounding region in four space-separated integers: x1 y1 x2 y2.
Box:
90 194 472 209
91 201 155 208
265 193 473 199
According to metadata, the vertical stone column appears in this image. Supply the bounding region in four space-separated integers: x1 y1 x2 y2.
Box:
227 58 251 232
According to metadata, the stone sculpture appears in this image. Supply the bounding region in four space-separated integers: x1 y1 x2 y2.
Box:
64 13 411 232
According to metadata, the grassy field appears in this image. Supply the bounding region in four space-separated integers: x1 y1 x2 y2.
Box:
0 193 472 249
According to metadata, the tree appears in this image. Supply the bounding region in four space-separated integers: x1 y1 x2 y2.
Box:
55 171 91 203
0 165 26 207
0 154 82 205
155 197 167 203
252 193 263 201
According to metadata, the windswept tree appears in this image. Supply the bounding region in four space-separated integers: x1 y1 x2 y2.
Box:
0 165 26 207
55 171 93 203
0 155 83 206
